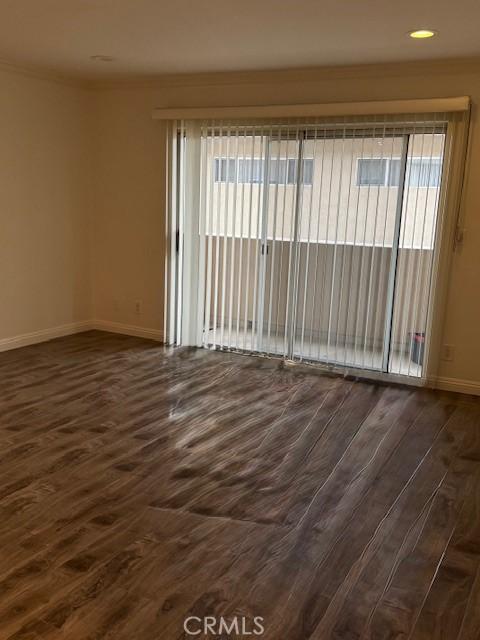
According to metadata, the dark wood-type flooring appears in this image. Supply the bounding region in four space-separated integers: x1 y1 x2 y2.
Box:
1 331 480 639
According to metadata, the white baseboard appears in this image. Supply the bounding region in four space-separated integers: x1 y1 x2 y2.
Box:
430 376 480 396
0 319 163 354
0 321 93 353
92 320 163 342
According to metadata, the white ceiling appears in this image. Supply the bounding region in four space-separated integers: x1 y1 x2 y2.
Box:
0 0 479 80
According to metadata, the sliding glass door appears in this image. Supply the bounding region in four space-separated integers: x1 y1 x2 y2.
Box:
199 122 446 378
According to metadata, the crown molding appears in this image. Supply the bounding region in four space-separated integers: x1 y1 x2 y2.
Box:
1 54 480 92
89 56 480 91
0 57 91 89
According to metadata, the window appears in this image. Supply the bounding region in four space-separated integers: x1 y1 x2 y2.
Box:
387 158 401 186
214 158 314 185
237 159 264 183
358 157 442 187
357 158 388 186
169 116 456 384
406 158 442 187
214 158 236 182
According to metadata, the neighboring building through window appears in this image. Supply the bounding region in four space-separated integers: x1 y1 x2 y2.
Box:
357 157 442 187
214 158 314 185
357 158 388 186
406 158 442 187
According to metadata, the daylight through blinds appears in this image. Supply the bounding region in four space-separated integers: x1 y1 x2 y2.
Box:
168 112 456 379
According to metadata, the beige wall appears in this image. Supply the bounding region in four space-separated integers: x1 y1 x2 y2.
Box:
0 66 93 341
92 90 166 330
91 60 480 383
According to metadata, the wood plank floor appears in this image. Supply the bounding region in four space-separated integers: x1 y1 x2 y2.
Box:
0 331 479 639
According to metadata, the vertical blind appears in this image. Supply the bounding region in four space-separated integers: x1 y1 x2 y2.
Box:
165 107 467 381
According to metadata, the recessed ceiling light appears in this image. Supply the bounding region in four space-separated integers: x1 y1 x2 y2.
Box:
90 55 114 62
408 29 437 39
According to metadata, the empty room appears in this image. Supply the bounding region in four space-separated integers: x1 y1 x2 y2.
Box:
1 1 480 638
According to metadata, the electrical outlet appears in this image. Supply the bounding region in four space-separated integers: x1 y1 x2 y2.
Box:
441 344 454 361
135 299 143 315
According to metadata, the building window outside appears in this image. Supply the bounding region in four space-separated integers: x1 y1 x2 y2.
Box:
214 158 314 185
357 157 442 187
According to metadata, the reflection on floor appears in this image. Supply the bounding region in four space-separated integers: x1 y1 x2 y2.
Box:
1 331 467 639
206 328 423 377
